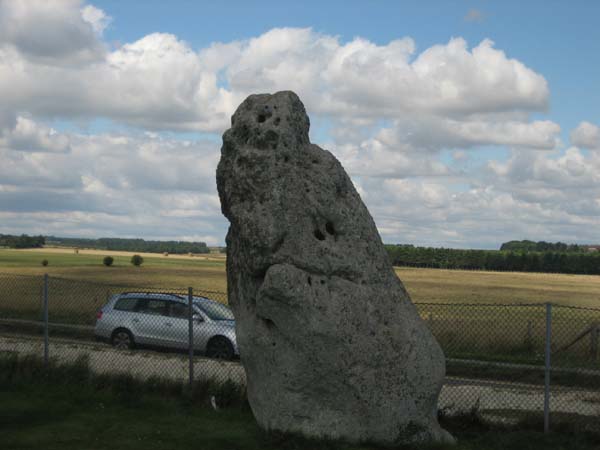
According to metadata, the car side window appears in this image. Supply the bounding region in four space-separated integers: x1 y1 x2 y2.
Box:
169 302 188 319
135 299 168 316
114 297 138 311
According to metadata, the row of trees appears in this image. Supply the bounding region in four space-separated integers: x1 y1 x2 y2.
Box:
385 244 600 275
0 233 210 254
500 240 587 253
46 236 209 254
0 234 45 248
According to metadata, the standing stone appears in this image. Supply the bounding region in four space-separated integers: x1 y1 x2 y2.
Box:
216 91 453 445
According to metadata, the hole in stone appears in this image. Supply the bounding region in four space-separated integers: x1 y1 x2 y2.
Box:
305 188 310 193
320 279 325 285
312 159 319 164
274 117 281 126
325 222 335 235
284 155 289 163
314 229 325 241
263 318 275 329
307 276 312 286
257 114 266 123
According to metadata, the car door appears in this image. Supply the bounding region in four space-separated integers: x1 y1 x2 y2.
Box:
192 303 215 352
164 301 210 351
163 301 190 349
108 296 140 336
133 298 169 346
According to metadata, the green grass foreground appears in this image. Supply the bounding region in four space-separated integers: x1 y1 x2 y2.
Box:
0 356 598 450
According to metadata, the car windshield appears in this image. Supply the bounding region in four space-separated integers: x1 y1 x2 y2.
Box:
194 298 234 321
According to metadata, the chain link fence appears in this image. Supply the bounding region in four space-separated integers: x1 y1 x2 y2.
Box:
0 273 244 387
418 302 600 432
0 272 598 431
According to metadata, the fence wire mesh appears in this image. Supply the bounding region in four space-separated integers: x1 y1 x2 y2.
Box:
0 273 45 360
0 272 598 431
415 302 600 430
0 273 244 387
548 305 600 431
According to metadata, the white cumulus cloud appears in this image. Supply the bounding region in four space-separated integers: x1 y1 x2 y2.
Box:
0 116 71 153
570 121 600 150
0 0 107 65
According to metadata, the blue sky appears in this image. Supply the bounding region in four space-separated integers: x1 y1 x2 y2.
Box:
0 0 599 248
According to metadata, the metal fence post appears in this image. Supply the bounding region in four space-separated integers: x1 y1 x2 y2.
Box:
544 302 552 433
43 273 49 368
188 287 194 390
591 323 599 362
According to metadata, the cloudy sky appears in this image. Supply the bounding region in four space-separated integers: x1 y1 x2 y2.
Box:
1 0 599 248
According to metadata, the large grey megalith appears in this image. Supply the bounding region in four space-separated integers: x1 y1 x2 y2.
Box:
216 91 453 445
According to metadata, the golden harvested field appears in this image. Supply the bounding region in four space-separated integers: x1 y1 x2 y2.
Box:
395 267 600 308
1 247 600 307
1 248 599 366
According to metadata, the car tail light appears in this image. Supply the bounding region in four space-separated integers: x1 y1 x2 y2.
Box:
96 310 103 320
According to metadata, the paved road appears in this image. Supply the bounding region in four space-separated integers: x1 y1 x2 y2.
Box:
1 333 599 421
4 318 599 376
0 333 245 385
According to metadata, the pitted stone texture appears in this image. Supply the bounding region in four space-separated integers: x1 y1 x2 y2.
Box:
216 91 453 445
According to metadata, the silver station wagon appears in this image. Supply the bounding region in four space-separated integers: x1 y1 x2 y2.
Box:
94 292 238 360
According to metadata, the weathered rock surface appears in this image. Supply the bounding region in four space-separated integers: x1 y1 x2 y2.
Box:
216 91 453 445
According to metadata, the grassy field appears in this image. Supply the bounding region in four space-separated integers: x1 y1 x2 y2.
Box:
1 248 600 367
0 248 228 291
1 355 598 450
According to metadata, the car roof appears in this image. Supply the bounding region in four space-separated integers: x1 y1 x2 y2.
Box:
115 292 214 303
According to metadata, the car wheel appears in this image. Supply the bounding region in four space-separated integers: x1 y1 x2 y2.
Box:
111 329 134 350
206 336 234 360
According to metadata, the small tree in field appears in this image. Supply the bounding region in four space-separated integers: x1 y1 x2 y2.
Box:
41 259 49 266
130 254 144 267
103 256 114 267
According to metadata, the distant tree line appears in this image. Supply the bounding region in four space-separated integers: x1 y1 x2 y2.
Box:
46 236 210 254
0 234 45 248
500 240 586 253
385 244 600 275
